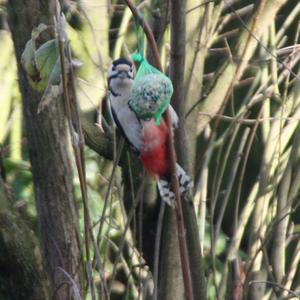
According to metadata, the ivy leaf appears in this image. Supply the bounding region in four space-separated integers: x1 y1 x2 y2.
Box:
21 40 36 77
35 39 59 83
37 59 65 114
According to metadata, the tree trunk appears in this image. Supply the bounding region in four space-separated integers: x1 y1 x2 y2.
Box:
7 1 83 298
169 0 207 299
0 178 51 300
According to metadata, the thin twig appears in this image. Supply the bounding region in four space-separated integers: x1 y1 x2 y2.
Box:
224 0 300 82
96 138 124 252
55 2 109 299
55 267 82 300
214 127 250 241
123 1 194 299
123 0 162 70
248 280 300 298
185 0 216 15
198 112 300 124
107 177 145 292
153 201 166 300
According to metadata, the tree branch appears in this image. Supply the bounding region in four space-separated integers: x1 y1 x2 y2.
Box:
123 1 194 299
7 1 84 298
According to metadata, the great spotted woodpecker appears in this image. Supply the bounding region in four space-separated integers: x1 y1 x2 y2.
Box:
108 58 192 204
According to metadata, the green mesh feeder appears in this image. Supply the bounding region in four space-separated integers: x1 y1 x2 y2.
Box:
129 53 173 125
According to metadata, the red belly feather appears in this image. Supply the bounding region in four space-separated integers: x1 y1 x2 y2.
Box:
140 121 169 177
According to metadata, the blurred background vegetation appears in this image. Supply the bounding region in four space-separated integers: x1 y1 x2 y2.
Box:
1 0 300 299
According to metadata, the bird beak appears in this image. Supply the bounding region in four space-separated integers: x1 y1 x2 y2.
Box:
117 71 128 79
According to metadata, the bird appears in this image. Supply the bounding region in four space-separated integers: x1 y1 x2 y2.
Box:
107 58 192 205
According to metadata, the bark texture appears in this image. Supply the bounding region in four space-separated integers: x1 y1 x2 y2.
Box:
169 0 207 299
7 1 83 298
0 180 50 300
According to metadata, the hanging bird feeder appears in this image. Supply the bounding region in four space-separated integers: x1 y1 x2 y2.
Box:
129 31 173 125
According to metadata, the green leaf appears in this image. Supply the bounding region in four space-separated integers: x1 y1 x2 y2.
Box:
35 39 58 81
21 40 36 77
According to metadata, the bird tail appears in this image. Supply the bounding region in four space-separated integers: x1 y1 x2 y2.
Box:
157 164 193 205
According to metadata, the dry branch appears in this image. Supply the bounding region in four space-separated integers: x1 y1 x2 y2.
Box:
197 0 289 134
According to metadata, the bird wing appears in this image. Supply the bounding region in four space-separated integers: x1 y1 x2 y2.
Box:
110 94 143 153
169 105 179 128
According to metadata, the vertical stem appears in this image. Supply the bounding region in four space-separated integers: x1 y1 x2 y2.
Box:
56 17 97 300
123 1 194 299
7 1 84 298
166 111 194 300
153 201 166 300
55 3 110 299
123 0 162 71
170 0 207 298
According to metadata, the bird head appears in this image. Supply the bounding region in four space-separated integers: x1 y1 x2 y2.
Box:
108 58 135 96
